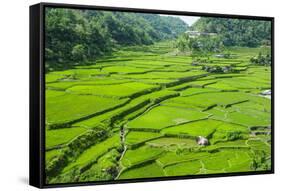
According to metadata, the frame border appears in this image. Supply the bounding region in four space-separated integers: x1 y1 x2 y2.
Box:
30 2 275 188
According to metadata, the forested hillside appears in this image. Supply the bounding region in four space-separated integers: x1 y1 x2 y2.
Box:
139 14 188 39
45 8 187 71
192 17 271 47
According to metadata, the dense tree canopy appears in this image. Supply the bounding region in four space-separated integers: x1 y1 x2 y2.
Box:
192 17 271 47
45 8 188 71
139 14 188 39
175 33 224 58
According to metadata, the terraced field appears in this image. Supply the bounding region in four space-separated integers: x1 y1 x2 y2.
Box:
45 42 271 184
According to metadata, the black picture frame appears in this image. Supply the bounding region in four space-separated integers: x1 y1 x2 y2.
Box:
30 2 275 188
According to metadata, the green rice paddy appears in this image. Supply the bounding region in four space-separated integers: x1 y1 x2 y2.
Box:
45 42 271 183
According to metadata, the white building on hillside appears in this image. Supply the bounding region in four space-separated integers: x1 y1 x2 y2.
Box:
185 30 217 38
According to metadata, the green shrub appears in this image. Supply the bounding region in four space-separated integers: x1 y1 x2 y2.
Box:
72 44 87 61
250 52 271 66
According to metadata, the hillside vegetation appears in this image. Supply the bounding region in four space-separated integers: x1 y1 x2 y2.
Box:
45 8 187 71
192 17 271 47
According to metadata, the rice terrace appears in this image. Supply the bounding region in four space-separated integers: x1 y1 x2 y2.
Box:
44 7 272 184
